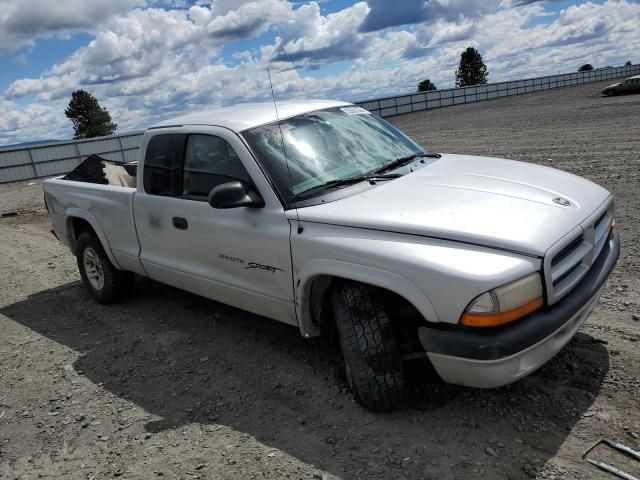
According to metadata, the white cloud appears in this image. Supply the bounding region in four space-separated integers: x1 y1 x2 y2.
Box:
205 0 291 40
0 0 145 51
428 20 476 47
0 98 67 144
482 0 640 66
271 2 370 64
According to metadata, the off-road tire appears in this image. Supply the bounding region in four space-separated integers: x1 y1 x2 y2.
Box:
76 232 134 304
331 281 404 411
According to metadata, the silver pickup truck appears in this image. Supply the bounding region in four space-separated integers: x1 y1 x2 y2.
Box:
44 100 619 411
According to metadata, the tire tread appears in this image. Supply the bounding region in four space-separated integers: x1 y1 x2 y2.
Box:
332 282 404 411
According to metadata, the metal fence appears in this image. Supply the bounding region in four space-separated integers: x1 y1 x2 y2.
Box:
0 132 143 183
1 64 639 184
356 64 640 116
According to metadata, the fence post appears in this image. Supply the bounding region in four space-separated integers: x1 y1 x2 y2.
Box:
117 135 126 162
74 141 82 166
26 148 37 178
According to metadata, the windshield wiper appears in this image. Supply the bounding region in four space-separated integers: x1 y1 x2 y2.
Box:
374 151 441 174
293 173 401 199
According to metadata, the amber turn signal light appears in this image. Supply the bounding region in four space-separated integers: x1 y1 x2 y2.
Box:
461 296 543 327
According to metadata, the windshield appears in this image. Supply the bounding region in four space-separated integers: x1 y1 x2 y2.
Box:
242 106 425 203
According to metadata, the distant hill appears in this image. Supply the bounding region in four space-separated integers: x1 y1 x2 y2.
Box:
0 139 62 150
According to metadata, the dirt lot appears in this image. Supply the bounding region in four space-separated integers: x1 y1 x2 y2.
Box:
1 80 639 480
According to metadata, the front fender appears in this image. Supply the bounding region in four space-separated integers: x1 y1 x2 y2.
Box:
65 208 123 269
295 259 439 337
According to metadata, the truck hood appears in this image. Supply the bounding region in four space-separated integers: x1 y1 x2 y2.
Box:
295 154 611 256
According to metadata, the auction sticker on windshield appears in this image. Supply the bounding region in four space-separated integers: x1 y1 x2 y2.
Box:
340 106 370 115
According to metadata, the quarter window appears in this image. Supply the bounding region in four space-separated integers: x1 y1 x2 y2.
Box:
143 134 181 196
182 135 250 197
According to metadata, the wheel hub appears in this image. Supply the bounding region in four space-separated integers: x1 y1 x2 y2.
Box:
83 247 104 290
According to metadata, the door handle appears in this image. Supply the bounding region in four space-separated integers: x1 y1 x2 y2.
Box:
172 217 188 230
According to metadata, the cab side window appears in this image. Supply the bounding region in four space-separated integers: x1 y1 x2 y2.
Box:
182 135 251 198
143 134 181 196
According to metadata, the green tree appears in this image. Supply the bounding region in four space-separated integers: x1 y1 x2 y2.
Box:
578 63 594 72
65 90 117 139
417 78 437 92
455 47 488 87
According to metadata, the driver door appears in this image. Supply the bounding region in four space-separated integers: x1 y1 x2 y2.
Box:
138 127 296 326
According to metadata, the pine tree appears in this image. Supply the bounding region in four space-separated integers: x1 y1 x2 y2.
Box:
65 90 117 139
417 79 437 92
455 47 488 87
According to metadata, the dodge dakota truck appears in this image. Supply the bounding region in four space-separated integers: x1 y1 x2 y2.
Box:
44 100 619 411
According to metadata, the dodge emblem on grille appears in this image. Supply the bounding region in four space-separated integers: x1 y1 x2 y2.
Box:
553 196 571 206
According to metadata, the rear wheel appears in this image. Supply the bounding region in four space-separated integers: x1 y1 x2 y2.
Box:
331 281 404 411
76 232 134 304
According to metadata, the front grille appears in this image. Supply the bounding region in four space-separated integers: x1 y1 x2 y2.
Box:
551 235 584 268
544 201 613 305
553 262 582 287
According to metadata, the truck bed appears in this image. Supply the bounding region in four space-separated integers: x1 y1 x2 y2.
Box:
44 165 142 274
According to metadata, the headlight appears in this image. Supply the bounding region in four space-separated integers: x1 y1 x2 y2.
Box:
461 272 543 327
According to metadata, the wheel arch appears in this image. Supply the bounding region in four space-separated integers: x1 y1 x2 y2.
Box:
65 209 122 269
295 259 439 338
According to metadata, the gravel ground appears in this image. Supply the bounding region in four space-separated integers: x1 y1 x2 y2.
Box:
1 80 639 480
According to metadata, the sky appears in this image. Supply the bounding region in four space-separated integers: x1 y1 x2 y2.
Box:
0 0 638 145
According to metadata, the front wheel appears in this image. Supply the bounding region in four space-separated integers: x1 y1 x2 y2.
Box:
331 282 404 411
77 232 134 304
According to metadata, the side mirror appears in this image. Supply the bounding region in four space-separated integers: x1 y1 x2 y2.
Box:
208 181 265 209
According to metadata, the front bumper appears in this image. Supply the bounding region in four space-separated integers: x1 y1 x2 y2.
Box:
419 230 619 388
